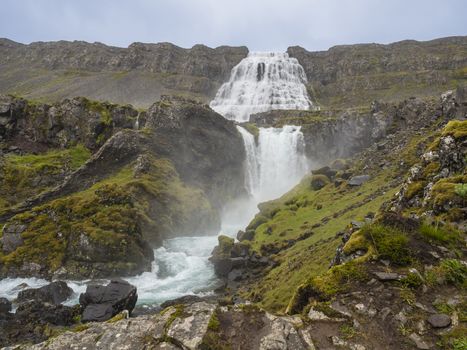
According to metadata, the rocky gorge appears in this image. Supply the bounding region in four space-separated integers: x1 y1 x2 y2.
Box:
0 35 465 350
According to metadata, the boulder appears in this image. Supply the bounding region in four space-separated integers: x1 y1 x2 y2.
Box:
0 298 11 314
348 175 370 186
15 300 79 327
237 230 255 241
311 166 337 179
311 174 330 190
17 281 73 305
160 295 204 309
79 280 138 322
427 313 451 328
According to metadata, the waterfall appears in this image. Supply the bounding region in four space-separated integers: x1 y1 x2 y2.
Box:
210 52 313 122
212 51 311 205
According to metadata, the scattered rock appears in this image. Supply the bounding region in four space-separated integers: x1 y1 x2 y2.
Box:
17 281 73 305
79 280 137 322
427 313 451 328
374 272 400 281
348 175 370 186
311 174 330 190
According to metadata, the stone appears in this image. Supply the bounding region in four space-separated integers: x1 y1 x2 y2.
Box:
409 333 430 349
348 175 370 186
17 281 73 305
166 302 216 349
0 224 26 253
427 313 451 328
374 272 400 281
311 175 329 190
79 280 137 322
0 297 12 314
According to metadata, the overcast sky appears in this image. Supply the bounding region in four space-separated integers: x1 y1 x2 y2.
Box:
1 0 466 51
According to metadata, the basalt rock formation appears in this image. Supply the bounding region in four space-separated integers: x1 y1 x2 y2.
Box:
0 39 248 107
288 36 467 108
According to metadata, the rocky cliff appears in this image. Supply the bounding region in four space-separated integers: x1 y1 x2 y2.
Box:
2 36 466 109
0 95 245 279
0 39 248 107
288 36 467 108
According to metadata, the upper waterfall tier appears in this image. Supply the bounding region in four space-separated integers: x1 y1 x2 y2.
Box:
210 52 313 122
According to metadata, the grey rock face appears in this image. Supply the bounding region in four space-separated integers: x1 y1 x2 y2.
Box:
348 175 370 186
0 224 26 253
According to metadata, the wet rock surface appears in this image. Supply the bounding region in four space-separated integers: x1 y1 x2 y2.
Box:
17 281 73 305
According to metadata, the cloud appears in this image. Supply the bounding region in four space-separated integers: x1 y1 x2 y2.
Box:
0 0 465 51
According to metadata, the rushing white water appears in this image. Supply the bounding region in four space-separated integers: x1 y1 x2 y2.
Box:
0 51 313 309
210 52 313 122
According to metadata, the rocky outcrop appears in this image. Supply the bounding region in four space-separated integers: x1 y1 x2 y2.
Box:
79 280 137 322
27 302 316 350
0 39 248 107
288 36 467 107
147 95 246 207
0 95 138 152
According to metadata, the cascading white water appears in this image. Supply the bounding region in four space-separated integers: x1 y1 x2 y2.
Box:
0 51 313 308
210 52 313 122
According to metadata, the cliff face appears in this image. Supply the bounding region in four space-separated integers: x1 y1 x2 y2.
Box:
288 36 467 108
2 36 466 109
0 39 248 107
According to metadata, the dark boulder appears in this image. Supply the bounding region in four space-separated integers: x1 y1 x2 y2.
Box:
17 281 73 305
311 174 330 190
15 300 79 327
312 166 337 179
427 314 451 328
0 298 11 314
79 280 137 322
237 230 255 241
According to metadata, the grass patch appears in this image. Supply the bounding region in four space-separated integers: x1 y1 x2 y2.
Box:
361 224 412 265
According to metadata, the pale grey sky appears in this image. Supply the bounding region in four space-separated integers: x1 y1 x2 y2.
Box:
1 0 466 51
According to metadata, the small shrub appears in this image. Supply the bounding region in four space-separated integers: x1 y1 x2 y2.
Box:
400 272 423 289
454 183 467 198
361 224 411 265
440 259 467 286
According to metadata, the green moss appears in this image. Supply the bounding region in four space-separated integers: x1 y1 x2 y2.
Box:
400 272 423 289
207 310 220 331
441 120 467 139
107 312 126 323
0 144 91 209
405 181 425 200
439 259 467 287
310 174 330 190
454 183 467 198
361 224 411 265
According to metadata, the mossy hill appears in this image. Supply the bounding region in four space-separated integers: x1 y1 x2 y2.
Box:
213 90 466 349
0 94 245 279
